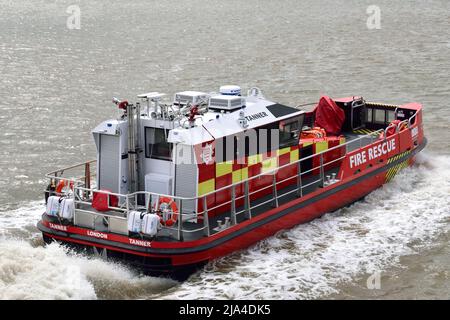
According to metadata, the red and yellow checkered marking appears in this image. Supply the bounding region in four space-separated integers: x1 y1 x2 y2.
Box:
197 136 347 197
197 146 300 196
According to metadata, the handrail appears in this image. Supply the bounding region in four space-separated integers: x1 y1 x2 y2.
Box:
45 127 384 202
195 129 383 199
46 159 96 178
408 110 419 128
45 121 412 204
72 151 347 226
383 109 419 139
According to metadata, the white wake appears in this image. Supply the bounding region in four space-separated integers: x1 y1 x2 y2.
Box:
159 152 450 299
0 152 448 299
0 203 176 300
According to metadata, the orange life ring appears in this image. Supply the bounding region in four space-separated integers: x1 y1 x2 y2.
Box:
155 196 178 227
397 121 408 132
301 127 327 139
56 180 74 194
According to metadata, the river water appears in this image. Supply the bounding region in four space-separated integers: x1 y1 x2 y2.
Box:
0 0 449 299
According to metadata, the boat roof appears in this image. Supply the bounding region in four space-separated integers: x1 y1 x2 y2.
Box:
168 96 304 145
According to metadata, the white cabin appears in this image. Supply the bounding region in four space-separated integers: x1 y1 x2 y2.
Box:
92 86 305 214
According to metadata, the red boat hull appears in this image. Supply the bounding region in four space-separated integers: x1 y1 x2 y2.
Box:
37 138 425 279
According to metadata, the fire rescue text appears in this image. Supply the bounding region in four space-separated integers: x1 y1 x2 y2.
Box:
349 138 396 168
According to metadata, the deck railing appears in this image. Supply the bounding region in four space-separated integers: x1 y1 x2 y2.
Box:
45 108 420 241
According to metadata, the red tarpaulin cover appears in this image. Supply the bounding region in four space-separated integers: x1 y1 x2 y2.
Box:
314 96 345 136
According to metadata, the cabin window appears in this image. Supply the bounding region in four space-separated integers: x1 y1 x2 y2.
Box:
374 109 385 124
279 116 302 148
145 127 173 161
367 108 373 123
387 110 395 122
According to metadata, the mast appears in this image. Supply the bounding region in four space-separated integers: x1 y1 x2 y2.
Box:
127 102 140 194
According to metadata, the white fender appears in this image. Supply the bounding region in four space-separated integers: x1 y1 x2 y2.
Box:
127 211 143 233
46 196 60 217
60 198 74 220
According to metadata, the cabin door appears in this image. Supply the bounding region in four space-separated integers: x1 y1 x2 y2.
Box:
98 134 120 193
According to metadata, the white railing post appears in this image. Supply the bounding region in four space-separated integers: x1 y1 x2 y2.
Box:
178 199 184 241
84 162 90 200
146 193 151 213
203 196 210 237
320 153 325 187
272 174 279 208
244 180 252 219
231 185 237 225
297 161 303 197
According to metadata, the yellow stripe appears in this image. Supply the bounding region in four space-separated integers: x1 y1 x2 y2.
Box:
386 167 395 182
247 154 261 166
390 167 397 180
302 141 313 147
290 149 299 163
315 141 328 154
389 165 399 181
367 102 398 109
387 170 393 182
276 147 291 156
198 179 215 196
401 160 409 170
232 167 249 183
386 151 412 182
261 157 278 173
393 164 400 178
340 137 346 144
216 161 233 177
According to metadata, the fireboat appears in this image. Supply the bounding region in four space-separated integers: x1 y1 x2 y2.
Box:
37 85 426 279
